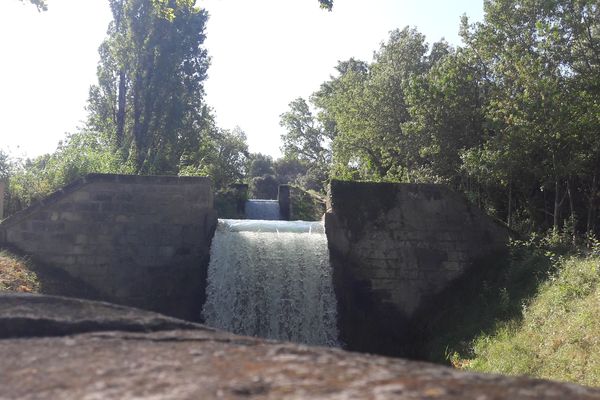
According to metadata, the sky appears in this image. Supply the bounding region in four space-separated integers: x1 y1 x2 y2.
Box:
0 0 484 160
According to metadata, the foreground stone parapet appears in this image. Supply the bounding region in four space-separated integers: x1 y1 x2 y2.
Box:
1 294 599 399
2 329 599 399
0 293 205 338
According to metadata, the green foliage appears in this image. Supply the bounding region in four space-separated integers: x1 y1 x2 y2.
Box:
249 175 279 200
280 98 332 164
273 157 309 184
19 0 46 11
318 0 332 11
247 153 275 179
88 0 209 174
6 131 128 213
300 0 600 235
465 252 600 386
179 124 248 191
279 97 332 193
214 187 247 219
289 186 326 221
0 150 10 181
419 230 600 387
313 28 436 181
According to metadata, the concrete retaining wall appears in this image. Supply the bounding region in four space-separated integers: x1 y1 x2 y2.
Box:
325 180 508 355
0 174 217 321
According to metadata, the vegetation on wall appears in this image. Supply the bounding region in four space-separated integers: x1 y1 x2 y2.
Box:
289 186 326 221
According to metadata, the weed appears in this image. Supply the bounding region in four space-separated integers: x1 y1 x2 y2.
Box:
0 249 40 293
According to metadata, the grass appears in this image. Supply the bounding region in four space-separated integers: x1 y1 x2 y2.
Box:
0 249 40 293
462 253 600 386
419 231 600 387
417 237 555 364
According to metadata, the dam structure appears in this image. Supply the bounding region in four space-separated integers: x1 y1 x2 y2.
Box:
0 175 508 356
201 217 339 346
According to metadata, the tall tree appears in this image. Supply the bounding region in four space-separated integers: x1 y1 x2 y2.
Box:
88 0 209 174
280 97 333 191
179 114 249 190
280 97 332 165
318 0 333 11
460 0 599 232
19 0 46 11
313 28 431 181
403 44 490 185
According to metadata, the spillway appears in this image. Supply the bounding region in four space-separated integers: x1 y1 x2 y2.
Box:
245 199 281 220
201 219 339 346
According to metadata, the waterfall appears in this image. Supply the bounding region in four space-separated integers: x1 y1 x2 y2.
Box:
202 219 339 346
245 199 281 220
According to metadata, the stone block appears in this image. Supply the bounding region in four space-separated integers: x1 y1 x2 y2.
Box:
72 191 91 202
93 193 113 202
59 212 82 222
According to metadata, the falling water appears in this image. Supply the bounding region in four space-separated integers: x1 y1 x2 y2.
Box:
245 199 281 220
202 219 339 346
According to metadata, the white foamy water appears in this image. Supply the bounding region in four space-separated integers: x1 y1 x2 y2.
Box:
202 219 339 346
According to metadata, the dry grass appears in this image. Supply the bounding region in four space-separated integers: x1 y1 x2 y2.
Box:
0 250 40 293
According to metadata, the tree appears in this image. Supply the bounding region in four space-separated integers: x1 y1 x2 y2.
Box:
19 0 46 11
0 150 10 181
280 98 332 165
247 153 275 178
273 157 309 184
318 0 333 11
313 28 430 181
249 175 279 199
179 119 249 190
4 130 126 213
459 0 599 232
88 0 209 174
280 97 333 191
403 46 487 185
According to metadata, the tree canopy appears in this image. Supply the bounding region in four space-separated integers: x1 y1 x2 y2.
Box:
296 0 600 236
5 0 599 238
21 0 46 11
87 0 210 175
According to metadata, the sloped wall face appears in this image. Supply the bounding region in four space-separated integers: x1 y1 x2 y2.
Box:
0 174 217 321
325 180 508 356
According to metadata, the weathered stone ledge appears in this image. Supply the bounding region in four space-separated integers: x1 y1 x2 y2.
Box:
1 294 599 399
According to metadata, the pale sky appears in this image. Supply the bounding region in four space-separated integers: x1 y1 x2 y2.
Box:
0 0 484 160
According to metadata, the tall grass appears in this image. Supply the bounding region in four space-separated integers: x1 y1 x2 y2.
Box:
419 230 600 387
464 252 600 386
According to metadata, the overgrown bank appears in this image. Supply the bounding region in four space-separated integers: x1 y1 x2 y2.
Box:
0 248 101 300
418 234 600 387
0 250 40 293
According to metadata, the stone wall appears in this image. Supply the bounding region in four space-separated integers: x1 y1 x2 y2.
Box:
0 174 217 321
325 180 508 355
